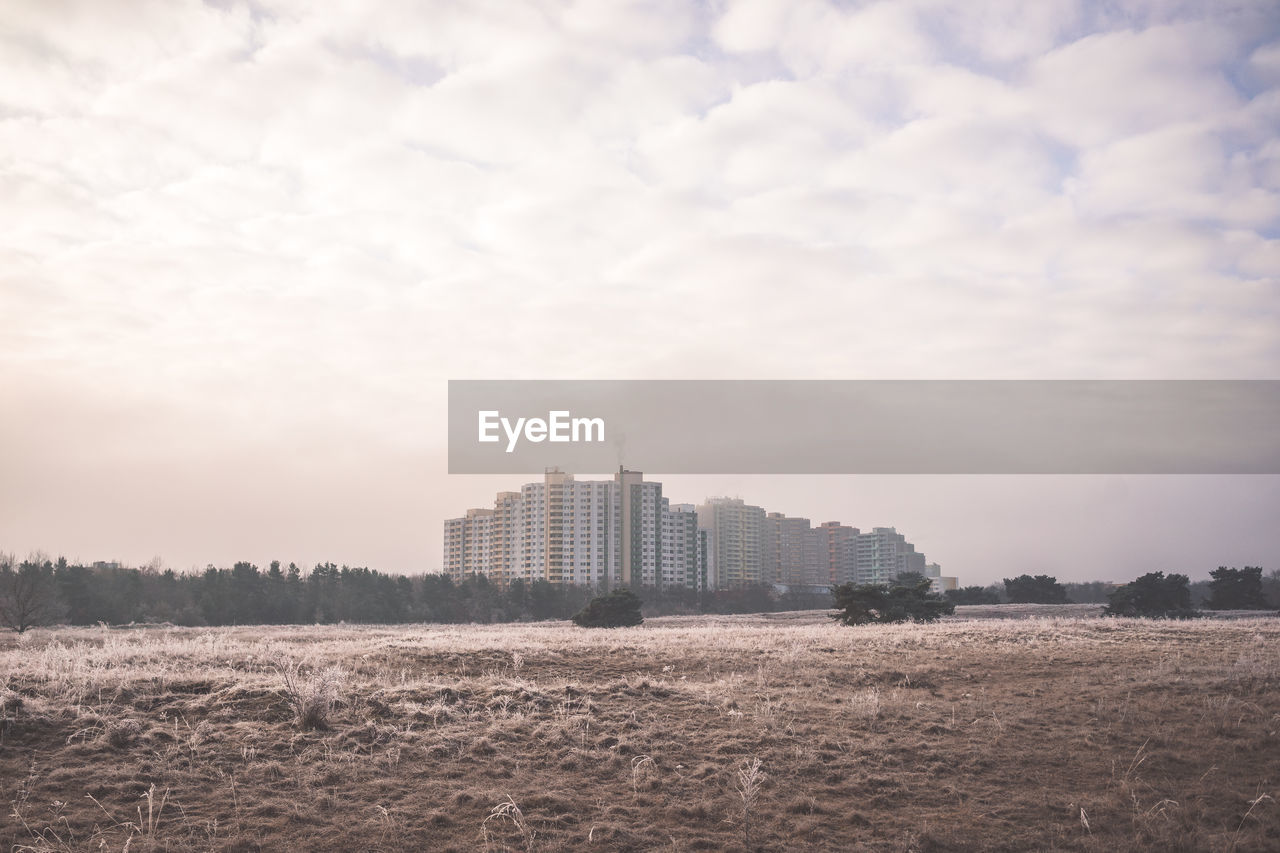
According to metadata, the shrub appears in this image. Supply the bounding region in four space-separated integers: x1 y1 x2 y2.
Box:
0 687 21 716
572 589 644 628
1002 574 1070 604
734 756 766 850
276 660 347 729
105 718 143 748
1206 566 1270 610
0 686 22 735
945 585 1001 605
1103 572 1199 619
0 559 63 633
831 576 955 625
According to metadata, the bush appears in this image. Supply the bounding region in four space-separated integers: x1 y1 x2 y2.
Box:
276 660 347 729
945 585 1001 605
1003 574 1070 604
1206 566 1270 610
831 576 955 625
105 718 143 749
572 589 644 628
0 559 63 632
1103 572 1199 619
0 687 22 735
0 687 21 716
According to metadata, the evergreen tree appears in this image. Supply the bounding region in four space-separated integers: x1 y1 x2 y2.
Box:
945 585 1001 605
832 575 955 625
1103 572 1198 619
1206 566 1270 610
573 588 644 628
1003 574 1071 604
0 556 63 632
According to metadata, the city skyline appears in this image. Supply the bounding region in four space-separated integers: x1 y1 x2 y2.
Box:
445 468 949 591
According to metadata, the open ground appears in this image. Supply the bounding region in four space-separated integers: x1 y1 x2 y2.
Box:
2 609 1278 851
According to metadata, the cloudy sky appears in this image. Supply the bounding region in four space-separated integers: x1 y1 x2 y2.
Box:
2 0 1277 582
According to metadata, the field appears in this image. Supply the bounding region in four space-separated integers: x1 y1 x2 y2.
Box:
2 610 1278 852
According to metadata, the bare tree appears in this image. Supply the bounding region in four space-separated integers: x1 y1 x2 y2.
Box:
0 554 63 632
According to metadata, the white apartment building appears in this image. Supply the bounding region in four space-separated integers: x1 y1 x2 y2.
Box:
616 468 664 588
442 508 494 580
447 481 945 593
855 527 928 585
696 497 766 589
518 469 616 586
661 502 706 591
444 468 702 590
816 521 860 586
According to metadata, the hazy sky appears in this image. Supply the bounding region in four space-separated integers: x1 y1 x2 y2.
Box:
2 0 1278 583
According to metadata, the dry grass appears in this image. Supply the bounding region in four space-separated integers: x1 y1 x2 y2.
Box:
0 611 1277 851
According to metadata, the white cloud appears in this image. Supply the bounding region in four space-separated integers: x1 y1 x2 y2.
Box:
0 0 1276 572
1071 123 1280 225
1026 22 1242 147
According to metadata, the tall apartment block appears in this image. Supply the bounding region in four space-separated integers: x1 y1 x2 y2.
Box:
444 468 705 591
442 507 494 580
447 477 946 591
855 526 927 585
760 518 941 590
763 513 831 588
518 468 621 587
662 503 707 590
696 497 766 589
816 521 860 585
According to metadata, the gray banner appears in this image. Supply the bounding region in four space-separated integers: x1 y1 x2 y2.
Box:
447 380 1280 474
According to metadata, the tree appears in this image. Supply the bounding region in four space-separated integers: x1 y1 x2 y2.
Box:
1265 569 1280 609
1062 581 1115 604
0 556 64 632
1003 574 1070 604
1103 572 1198 619
1206 566 1270 610
573 588 644 628
711 583 777 615
831 576 955 625
945 585 1001 605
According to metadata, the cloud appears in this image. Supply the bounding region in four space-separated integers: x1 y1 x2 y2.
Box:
0 0 1277 573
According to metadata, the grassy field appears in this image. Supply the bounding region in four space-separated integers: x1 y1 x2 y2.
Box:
2 609 1278 852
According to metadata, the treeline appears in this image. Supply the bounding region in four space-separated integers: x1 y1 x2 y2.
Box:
0 555 830 630
945 569 1280 609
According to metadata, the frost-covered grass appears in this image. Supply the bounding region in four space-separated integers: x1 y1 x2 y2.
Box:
2 612 1277 851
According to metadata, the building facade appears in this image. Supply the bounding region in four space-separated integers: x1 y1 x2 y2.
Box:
446 478 945 592
696 497 766 589
854 526 927 585
444 468 705 591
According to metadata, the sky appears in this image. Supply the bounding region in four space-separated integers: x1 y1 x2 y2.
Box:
1 0 1278 584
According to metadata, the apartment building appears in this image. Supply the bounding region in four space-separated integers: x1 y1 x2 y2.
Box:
447 479 946 592
442 507 494 580
923 562 959 593
444 468 703 591
661 503 706 590
816 521 860 586
517 469 616 587
763 513 834 587
490 491 522 585
696 497 766 589
855 526 927 585
616 468 664 588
